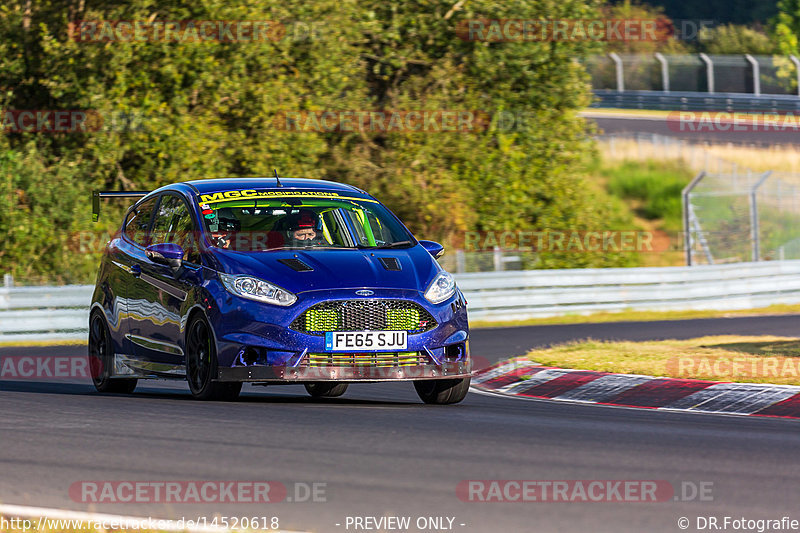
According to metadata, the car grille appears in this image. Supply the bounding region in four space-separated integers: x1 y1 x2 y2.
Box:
301 352 427 368
290 299 436 335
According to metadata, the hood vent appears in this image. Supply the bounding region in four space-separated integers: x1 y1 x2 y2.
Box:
378 257 401 271
278 258 314 272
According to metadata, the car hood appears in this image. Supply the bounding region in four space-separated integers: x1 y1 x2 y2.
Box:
209 246 441 294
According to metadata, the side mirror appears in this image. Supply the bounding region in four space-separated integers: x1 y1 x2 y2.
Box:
146 243 184 269
419 240 445 259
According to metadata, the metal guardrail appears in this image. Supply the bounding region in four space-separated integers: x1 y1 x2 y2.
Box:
457 260 800 321
592 90 800 112
0 284 92 342
3 261 800 339
588 54 800 98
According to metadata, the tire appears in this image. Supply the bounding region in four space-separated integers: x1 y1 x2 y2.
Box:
88 311 137 394
304 382 349 398
185 315 241 401
414 377 470 405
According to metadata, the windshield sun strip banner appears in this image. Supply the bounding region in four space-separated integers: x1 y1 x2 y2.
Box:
197 189 378 204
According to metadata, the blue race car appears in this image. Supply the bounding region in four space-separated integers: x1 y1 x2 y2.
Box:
88 177 471 404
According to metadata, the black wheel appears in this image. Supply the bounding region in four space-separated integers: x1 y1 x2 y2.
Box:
304 382 349 398
414 377 470 405
88 312 137 394
185 315 241 401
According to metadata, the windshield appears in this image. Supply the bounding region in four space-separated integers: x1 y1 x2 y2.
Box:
196 190 414 251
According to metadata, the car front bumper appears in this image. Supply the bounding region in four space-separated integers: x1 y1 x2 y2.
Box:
216 360 471 382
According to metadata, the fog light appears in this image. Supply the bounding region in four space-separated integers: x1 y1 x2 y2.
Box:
236 347 261 366
444 343 465 362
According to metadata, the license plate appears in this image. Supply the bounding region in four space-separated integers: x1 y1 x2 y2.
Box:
325 331 407 351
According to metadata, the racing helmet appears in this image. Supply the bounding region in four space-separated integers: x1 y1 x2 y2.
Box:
284 209 322 245
286 209 320 232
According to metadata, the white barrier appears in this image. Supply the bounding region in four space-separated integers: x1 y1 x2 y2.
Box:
2 260 800 340
457 261 800 321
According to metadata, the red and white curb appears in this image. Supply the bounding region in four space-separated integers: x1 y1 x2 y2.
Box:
472 357 800 419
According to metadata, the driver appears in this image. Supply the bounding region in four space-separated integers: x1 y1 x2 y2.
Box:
210 217 240 249
286 210 323 246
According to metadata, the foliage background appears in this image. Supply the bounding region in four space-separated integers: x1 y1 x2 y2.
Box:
0 0 645 283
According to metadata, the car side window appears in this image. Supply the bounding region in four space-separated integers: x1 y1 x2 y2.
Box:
150 195 200 263
124 197 158 247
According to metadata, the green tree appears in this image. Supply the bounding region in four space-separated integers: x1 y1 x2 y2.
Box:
773 0 800 55
0 0 639 282
700 24 776 54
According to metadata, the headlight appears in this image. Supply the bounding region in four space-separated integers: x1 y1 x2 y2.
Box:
424 270 456 304
219 273 297 306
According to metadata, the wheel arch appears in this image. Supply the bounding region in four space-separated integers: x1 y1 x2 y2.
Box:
183 304 219 361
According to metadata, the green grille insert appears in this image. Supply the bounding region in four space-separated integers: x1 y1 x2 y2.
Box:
386 308 420 330
290 299 437 335
305 352 423 368
306 309 340 331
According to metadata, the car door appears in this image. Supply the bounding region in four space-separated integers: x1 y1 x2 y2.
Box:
127 193 200 372
112 196 159 362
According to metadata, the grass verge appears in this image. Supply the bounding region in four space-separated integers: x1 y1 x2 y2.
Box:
526 335 800 386
582 108 674 118
0 339 87 348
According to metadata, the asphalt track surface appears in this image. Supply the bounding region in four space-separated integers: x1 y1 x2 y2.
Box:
588 114 800 146
3 315 800 533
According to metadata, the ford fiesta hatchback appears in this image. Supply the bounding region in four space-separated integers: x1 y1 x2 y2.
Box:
89 178 471 404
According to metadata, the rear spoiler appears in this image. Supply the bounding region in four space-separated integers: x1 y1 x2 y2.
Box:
92 190 149 222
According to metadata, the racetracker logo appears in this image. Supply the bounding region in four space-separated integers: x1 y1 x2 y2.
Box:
666 356 800 380
69 481 327 504
667 111 800 133
69 20 285 42
456 18 672 42
456 480 711 503
1 110 103 133
459 230 670 253
0 355 95 380
273 110 491 133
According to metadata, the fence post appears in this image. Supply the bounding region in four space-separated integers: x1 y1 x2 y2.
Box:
492 247 503 271
456 249 466 274
683 172 707 266
3 274 12 288
699 53 715 94
609 52 624 93
790 55 800 97
750 171 772 262
745 54 761 96
654 52 670 92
